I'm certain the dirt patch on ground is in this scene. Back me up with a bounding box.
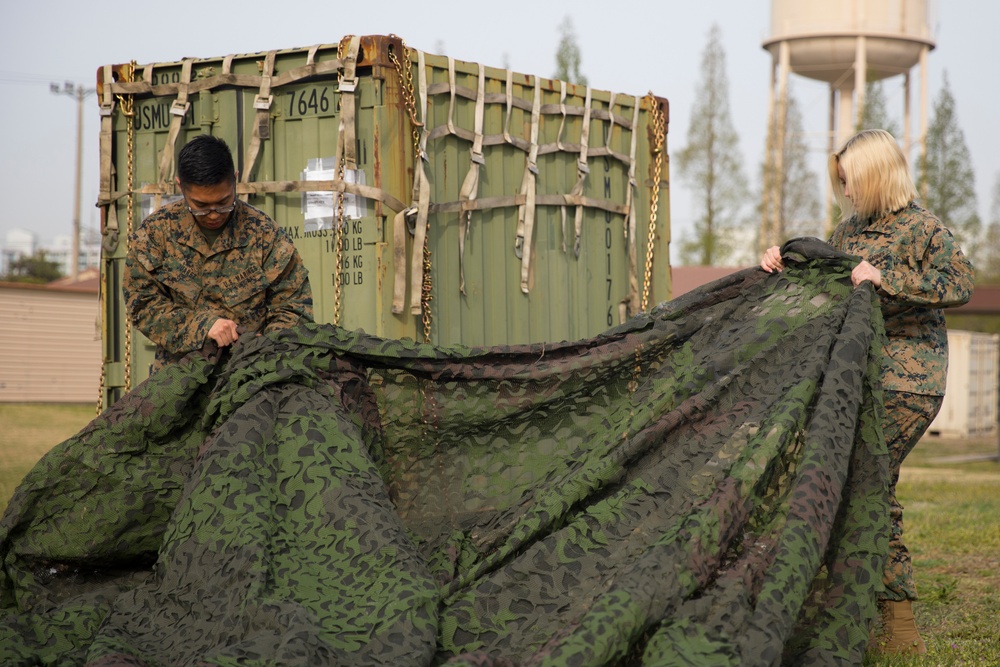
[900,465,1000,484]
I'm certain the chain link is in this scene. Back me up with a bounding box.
[98,61,137,414]
[388,35,433,343]
[123,70,136,396]
[641,93,665,313]
[389,38,436,450]
[629,95,666,395]
[330,38,354,326]
[334,160,346,326]
[388,35,421,157]
[420,236,433,343]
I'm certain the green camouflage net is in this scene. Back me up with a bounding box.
[0,238,890,666]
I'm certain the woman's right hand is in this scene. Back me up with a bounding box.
[760,246,784,273]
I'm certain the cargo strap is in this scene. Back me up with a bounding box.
[625,97,641,315]
[110,61,346,98]
[457,62,485,295]
[503,69,515,145]
[155,58,193,202]
[101,42,410,248]
[335,35,361,172]
[392,48,431,315]
[102,47,366,207]
[405,49,432,316]
[420,71,641,290]
[240,50,276,196]
[514,78,541,294]
[306,44,320,66]
[570,86,593,258]
[100,179,406,215]
[98,65,118,253]
[391,208,408,314]
[556,82,570,252]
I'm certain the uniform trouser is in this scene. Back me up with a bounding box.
[880,390,943,602]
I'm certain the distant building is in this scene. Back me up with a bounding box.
[1,229,37,275]
[47,228,101,276]
[0,227,100,278]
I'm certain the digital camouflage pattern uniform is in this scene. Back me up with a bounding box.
[829,201,974,601]
[124,199,313,371]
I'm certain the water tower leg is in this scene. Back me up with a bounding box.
[826,86,836,235]
[919,45,930,198]
[761,40,790,253]
[904,72,912,165]
[855,36,867,129]
[836,84,853,148]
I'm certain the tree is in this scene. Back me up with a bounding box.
[553,16,587,85]
[676,23,750,265]
[858,80,901,138]
[978,172,1000,283]
[760,87,821,243]
[918,73,980,260]
[3,250,63,284]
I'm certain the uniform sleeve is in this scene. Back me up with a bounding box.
[879,222,974,308]
[124,230,218,355]
[261,232,314,331]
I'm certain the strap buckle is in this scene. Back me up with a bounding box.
[254,94,273,111]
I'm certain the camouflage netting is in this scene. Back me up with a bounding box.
[0,238,891,666]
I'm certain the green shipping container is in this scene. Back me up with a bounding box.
[94,34,670,407]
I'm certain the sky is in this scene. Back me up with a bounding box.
[1,0,997,266]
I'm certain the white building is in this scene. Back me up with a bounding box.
[1,229,37,276]
[48,228,102,277]
[1,227,100,278]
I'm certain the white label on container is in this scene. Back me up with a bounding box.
[302,158,366,232]
[140,193,183,220]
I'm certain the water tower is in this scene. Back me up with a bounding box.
[760,0,935,246]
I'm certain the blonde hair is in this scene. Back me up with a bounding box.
[829,128,917,222]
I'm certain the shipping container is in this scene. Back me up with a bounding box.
[928,330,1000,439]
[93,34,670,407]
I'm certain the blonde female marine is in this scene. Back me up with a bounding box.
[761,128,974,655]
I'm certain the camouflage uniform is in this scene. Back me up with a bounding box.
[829,201,974,601]
[124,199,313,371]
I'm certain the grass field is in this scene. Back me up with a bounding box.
[1,404,998,664]
[866,436,1000,666]
[0,403,96,514]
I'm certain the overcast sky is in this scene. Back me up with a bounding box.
[2,0,996,265]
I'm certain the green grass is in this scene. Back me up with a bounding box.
[0,403,96,515]
[864,435,1000,666]
[1,405,999,663]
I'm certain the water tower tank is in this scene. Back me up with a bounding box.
[763,0,935,86]
[759,0,935,248]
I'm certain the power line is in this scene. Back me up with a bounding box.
[0,71,85,86]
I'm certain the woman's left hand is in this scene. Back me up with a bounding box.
[852,260,881,288]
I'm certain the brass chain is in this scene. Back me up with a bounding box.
[420,235,433,343]
[123,68,136,396]
[388,35,432,343]
[630,95,666,395]
[334,161,346,326]
[98,60,137,414]
[388,35,421,157]
[331,38,353,326]
[389,38,435,450]
[641,93,665,313]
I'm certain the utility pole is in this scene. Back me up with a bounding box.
[50,81,95,280]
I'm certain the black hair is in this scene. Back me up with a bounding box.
[177,135,236,187]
